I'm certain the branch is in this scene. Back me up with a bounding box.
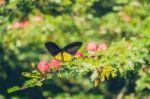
[117,80,129,99]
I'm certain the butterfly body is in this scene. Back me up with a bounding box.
[54,50,73,62]
[45,42,82,62]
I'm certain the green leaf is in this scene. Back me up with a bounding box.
[24,79,38,86]
[22,72,41,78]
[7,86,20,93]
[111,72,117,78]
[36,82,43,86]
[22,72,31,77]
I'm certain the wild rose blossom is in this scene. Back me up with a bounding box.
[37,60,50,74]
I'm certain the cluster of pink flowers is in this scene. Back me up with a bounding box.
[11,16,43,29]
[37,59,61,74]
[11,20,30,29]
[87,42,108,55]
[37,51,84,74]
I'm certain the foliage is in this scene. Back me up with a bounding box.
[0,0,150,99]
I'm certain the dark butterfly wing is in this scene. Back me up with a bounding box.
[63,42,82,55]
[45,42,61,56]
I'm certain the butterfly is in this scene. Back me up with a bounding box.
[45,42,83,62]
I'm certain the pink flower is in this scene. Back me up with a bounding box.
[122,15,131,22]
[33,16,43,22]
[87,42,98,52]
[50,59,61,69]
[12,22,23,29]
[87,42,98,54]
[38,60,50,74]
[75,51,84,58]
[22,20,30,27]
[97,43,108,52]
[11,20,30,29]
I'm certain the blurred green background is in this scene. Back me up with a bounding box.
[0,0,150,99]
